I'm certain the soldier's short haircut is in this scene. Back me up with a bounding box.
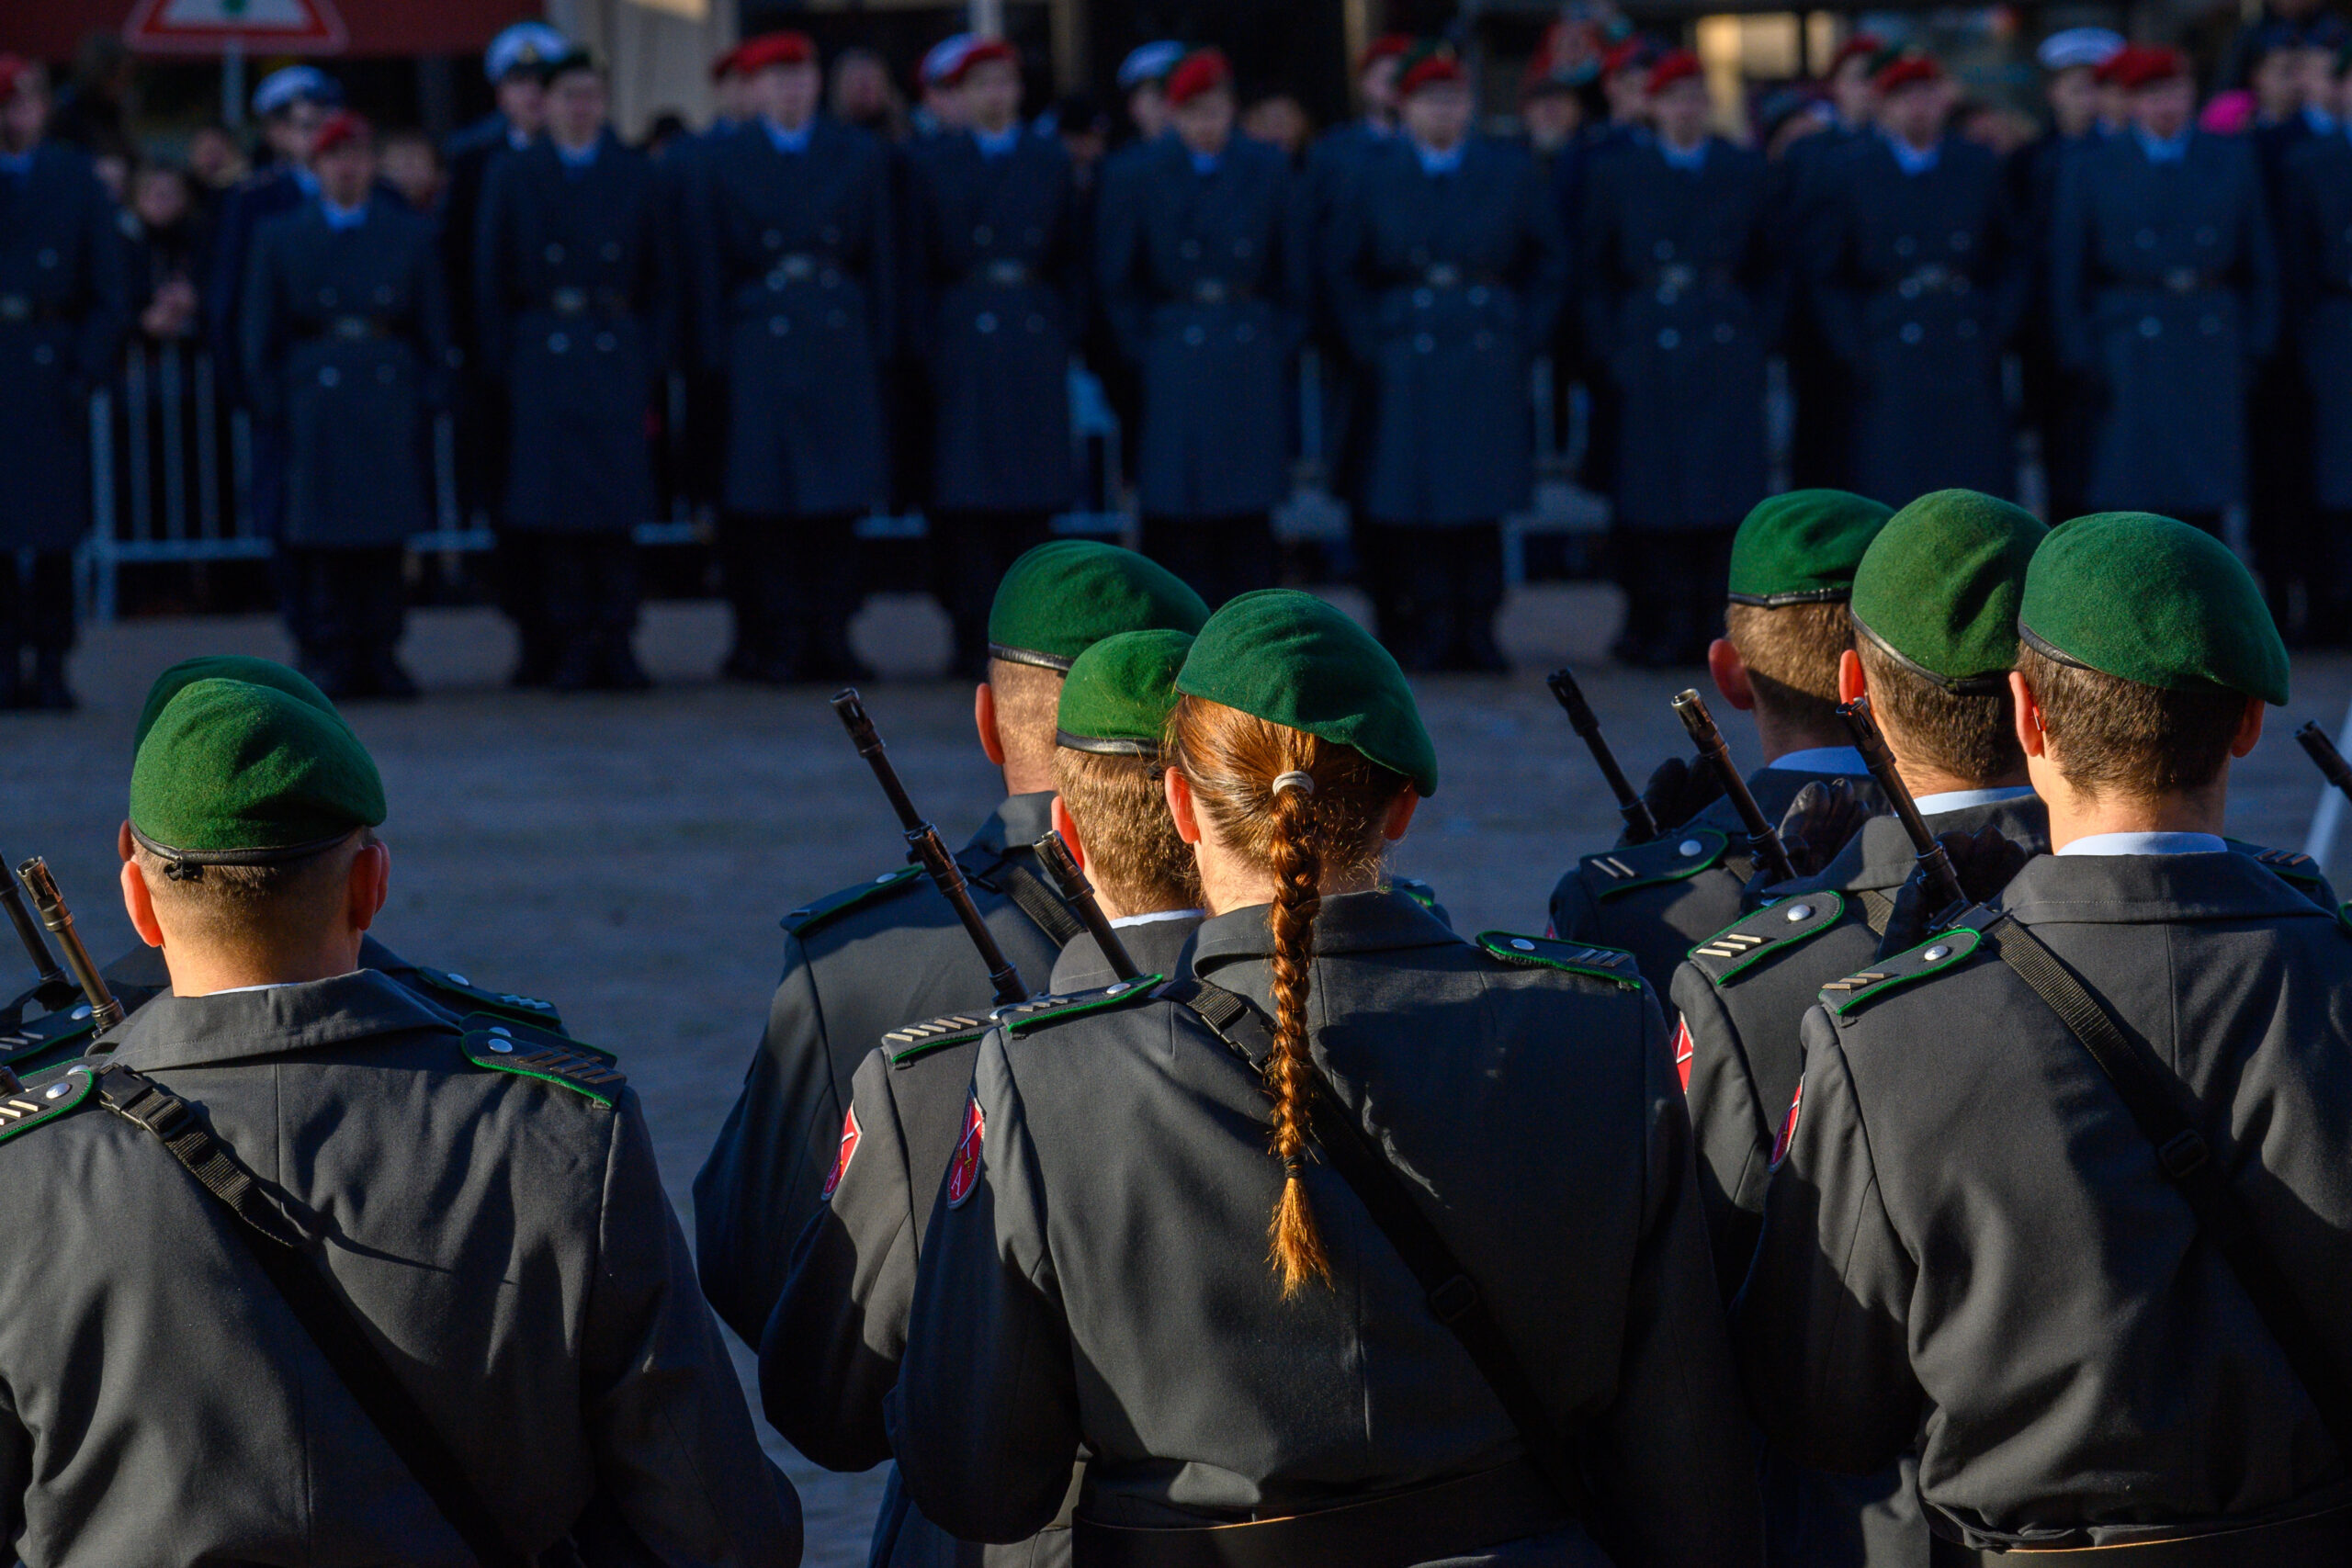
[1855,635,2024,785]
[1724,602,1850,732]
[986,659,1066,784]
[131,829,375,957]
[2016,645,2248,799]
[1049,749,1202,917]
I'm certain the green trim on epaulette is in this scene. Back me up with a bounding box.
[1819,927,1982,1018]
[1476,931,1644,991]
[885,1011,997,1067]
[413,967,564,1030]
[0,1061,96,1145]
[2336,901,2352,937]
[1690,892,1848,987]
[1000,976,1167,1036]
[1392,878,1440,911]
[0,1004,97,1073]
[781,866,924,939]
[1579,829,1730,902]
[2236,841,2325,887]
[459,1016,624,1106]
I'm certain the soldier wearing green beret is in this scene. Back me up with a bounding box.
[892,589,1760,1564]
[695,540,1212,1348]
[89,657,569,1040]
[1737,513,2352,1564]
[1550,488,1894,1004]
[0,676,797,1562]
[760,626,1209,1568]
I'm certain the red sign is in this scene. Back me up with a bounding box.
[124,0,347,55]
[4,0,538,63]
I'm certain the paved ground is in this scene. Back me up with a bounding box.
[6,586,2348,1564]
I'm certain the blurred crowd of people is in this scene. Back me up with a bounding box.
[5,8,2352,706]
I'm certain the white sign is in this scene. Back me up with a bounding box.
[124,0,347,54]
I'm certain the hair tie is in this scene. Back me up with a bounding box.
[1272,771,1316,796]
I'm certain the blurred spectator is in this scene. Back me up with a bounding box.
[641,109,691,158]
[1955,98,2036,155]
[184,122,247,197]
[2248,22,2310,123]
[1598,39,1659,134]
[379,127,443,213]
[711,45,758,132]
[831,46,907,141]
[1823,32,1886,133]
[1115,39,1186,143]
[45,31,133,155]
[1755,84,1828,160]
[2222,0,2332,91]
[123,161,206,341]
[915,34,977,137]
[1043,92,1112,188]
[2295,21,2346,129]
[92,149,129,203]
[1520,56,1586,164]
[1240,87,1312,161]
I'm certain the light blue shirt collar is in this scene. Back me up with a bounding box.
[1189,150,1220,176]
[1111,908,1203,929]
[2057,830,2228,857]
[2134,125,2192,164]
[975,123,1022,159]
[0,149,32,178]
[1658,137,1707,172]
[1413,138,1466,176]
[291,164,320,196]
[1883,130,1941,175]
[1917,784,2038,817]
[1773,746,1871,777]
[2307,105,2337,137]
[506,123,533,151]
[320,197,368,231]
[763,118,814,155]
[554,137,599,169]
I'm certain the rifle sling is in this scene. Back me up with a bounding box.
[960,848,1087,948]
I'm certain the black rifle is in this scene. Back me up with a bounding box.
[1029,831,1142,983]
[1838,694,1969,920]
[1545,667,1659,843]
[14,858,125,1033]
[832,689,1029,1009]
[0,852,76,1016]
[2296,721,2352,806]
[1671,689,1798,886]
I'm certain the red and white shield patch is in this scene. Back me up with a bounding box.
[1770,1082,1804,1168]
[945,1096,986,1209]
[820,1108,862,1201]
[1673,1017,1695,1094]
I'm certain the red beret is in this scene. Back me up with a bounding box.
[1360,34,1415,73]
[1873,53,1944,93]
[733,31,817,75]
[708,44,743,83]
[2103,44,2188,90]
[1163,48,1232,108]
[0,55,31,102]
[1647,49,1705,96]
[1828,33,1887,73]
[943,37,1017,86]
[1601,39,1652,78]
[1397,48,1467,96]
[311,110,371,156]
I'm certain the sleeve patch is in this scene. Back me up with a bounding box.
[1689,891,1848,987]
[1000,976,1167,1036]
[822,1108,861,1201]
[1673,1015,1694,1094]
[781,866,924,938]
[944,1096,985,1208]
[1770,1081,1804,1168]
[1578,829,1730,902]
[1475,931,1644,991]
[460,1016,625,1106]
[1819,927,1983,1018]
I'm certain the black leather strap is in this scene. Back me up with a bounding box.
[94,1062,528,1567]
[959,847,1087,948]
[1928,1504,2352,1566]
[1984,919,2352,1458]
[1159,976,1595,1522]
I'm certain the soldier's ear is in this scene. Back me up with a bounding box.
[120,857,164,952]
[1164,767,1204,846]
[1380,788,1419,844]
[117,820,136,864]
[1708,637,1756,713]
[2230,698,2267,761]
[1837,649,1867,706]
[1050,795,1088,871]
[974,682,1009,768]
[2009,670,2048,760]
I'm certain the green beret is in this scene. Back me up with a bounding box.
[1057,629,1193,757]
[130,678,387,867]
[987,541,1212,672]
[1726,490,1896,607]
[135,655,347,750]
[1849,490,2048,694]
[2018,513,2289,705]
[1174,589,1438,796]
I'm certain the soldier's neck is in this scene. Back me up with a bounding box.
[155,931,368,998]
[1750,708,1851,768]
[2034,770,2229,853]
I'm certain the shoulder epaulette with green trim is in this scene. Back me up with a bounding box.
[0,1060,97,1147]
[1393,877,1444,915]
[781,865,924,939]
[1476,931,1643,990]
[885,1010,997,1067]
[458,1014,623,1106]
[1690,892,1848,987]
[2238,841,2326,887]
[1818,926,1983,1018]
[1578,829,1730,902]
[1000,976,1166,1036]
[0,1002,99,1075]
[412,966,563,1030]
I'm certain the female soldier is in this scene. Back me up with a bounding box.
[891,589,1758,1565]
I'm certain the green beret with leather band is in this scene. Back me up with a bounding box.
[1726,490,1896,607]
[1174,589,1439,796]
[135,655,347,749]
[129,678,387,872]
[986,540,1212,671]
[1057,629,1193,756]
[1849,489,2047,694]
[2018,512,2289,705]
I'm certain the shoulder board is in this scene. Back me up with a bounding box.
[412,966,564,1030]
[885,1010,996,1068]
[999,976,1167,1037]
[1818,926,1983,1019]
[1475,931,1644,991]
[0,1002,99,1074]
[459,1015,624,1106]
[781,865,924,939]
[1392,877,1442,913]
[0,1061,97,1147]
[2245,843,2325,887]
[1690,892,1848,987]
[1578,829,1730,902]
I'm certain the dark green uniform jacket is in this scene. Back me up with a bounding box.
[1736,851,2352,1552]
[696,791,1080,1346]
[0,970,796,1565]
[761,918,1199,1568]
[894,889,1761,1563]
[1549,758,1882,1009]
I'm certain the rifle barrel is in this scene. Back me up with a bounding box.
[2296,721,2352,802]
[13,858,123,1032]
[1670,689,1799,886]
[1838,694,1968,916]
[1031,832,1141,982]
[0,854,65,991]
[1546,668,1659,842]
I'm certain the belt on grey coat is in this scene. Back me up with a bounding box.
[1070,1458,1568,1568]
[1928,1504,2352,1566]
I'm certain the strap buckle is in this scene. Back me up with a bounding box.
[1428,1273,1480,1325]
[2157,1129,2210,1179]
[96,1065,188,1139]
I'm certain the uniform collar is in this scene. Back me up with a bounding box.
[1780,793,2051,895]
[1412,137,1467,175]
[2134,124,2192,164]
[553,133,601,168]
[0,147,33,179]
[1913,784,2038,816]
[319,196,369,231]
[763,117,815,154]
[1190,886,1459,973]
[974,123,1022,159]
[98,968,455,1073]
[1882,130,1941,176]
[2056,830,2227,857]
[965,791,1058,858]
[1993,846,2325,927]
[1658,136,1707,171]
[1770,745,1869,776]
